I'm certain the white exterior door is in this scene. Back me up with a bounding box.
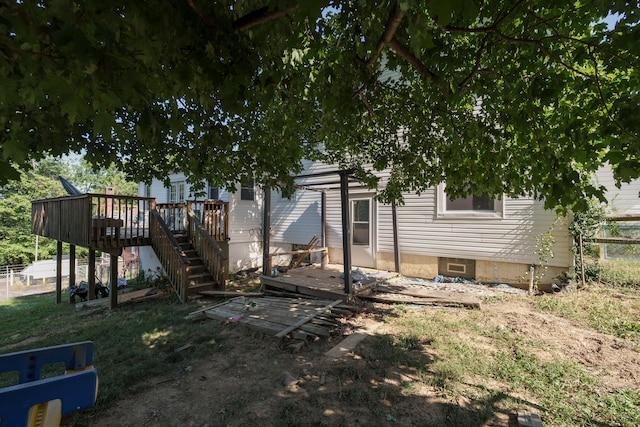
[350,197,376,268]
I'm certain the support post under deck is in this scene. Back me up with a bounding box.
[340,172,352,294]
[262,184,271,276]
[69,245,76,289]
[88,249,96,300]
[109,250,121,310]
[56,241,63,304]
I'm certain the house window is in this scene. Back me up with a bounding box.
[144,185,151,198]
[169,181,185,203]
[446,194,494,211]
[241,179,255,201]
[208,185,219,200]
[437,185,503,218]
[352,200,370,245]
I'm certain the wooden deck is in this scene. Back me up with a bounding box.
[260,263,398,301]
[31,194,155,251]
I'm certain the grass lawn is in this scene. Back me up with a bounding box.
[0,280,639,426]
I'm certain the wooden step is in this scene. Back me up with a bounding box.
[190,281,220,293]
[188,272,214,285]
[186,257,204,266]
[174,234,188,244]
[182,249,197,258]
[188,264,207,275]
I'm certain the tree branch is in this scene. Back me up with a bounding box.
[233,4,298,32]
[184,0,216,30]
[386,37,450,97]
[361,3,450,96]
[457,35,492,94]
[366,4,405,71]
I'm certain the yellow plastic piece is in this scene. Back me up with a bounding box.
[27,399,62,427]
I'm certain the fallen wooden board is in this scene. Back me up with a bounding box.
[275,299,343,338]
[360,293,482,309]
[75,287,165,308]
[185,297,244,319]
[197,290,264,297]
[373,284,481,300]
[325,321,383,359]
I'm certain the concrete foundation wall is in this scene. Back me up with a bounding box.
[329,247,569,291]
[228,241,262,273]
[475,260,568,290]
[376,251,439,279]
[138,246,164,278]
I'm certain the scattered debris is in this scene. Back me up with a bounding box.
[274,299,343,338]
[197,290,263,298]
[517,410,543,427]
[192,296,356,340]
[74,287,168,309]
[281,371,299,387]
[174,343,192,352]
[286,341,305,353]
[360,283,483,309]
[154,377,176,386]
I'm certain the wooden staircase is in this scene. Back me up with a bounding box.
[151,202,228,302]
[174,232,219,297]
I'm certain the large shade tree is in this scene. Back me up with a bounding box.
[1,0,638,210]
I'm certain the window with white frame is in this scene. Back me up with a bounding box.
[169,181,185,203]
[437,185,503,218]
[241,179,255,201]
[208,185,219,200]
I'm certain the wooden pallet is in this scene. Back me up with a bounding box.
[188,296,356,340]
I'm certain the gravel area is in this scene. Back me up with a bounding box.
[383,275,529,298]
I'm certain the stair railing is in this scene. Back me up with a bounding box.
[155,203,186,233]
[186,207,228,288]
[149,209,190,302]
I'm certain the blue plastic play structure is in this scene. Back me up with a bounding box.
[0,341,98,427]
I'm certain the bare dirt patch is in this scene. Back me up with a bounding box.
[90,291,639,427]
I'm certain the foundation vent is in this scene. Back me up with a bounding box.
[438,257,476,279]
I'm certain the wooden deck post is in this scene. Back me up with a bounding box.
[392,202,401,274]
[109,250,122,310]
[69,245,76,289]
[339,171,352,294]
[56,241,63,304]
[321,190,328,269]
[88,249,96,300]
[262,183,271,276]
[321,190,326,248]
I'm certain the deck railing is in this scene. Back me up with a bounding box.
[32,194,154,250]
[156,201,229,241]
[187,208,228,288]
[187,200,229,241]
[149,210,190,302]
[155,203,187,233]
